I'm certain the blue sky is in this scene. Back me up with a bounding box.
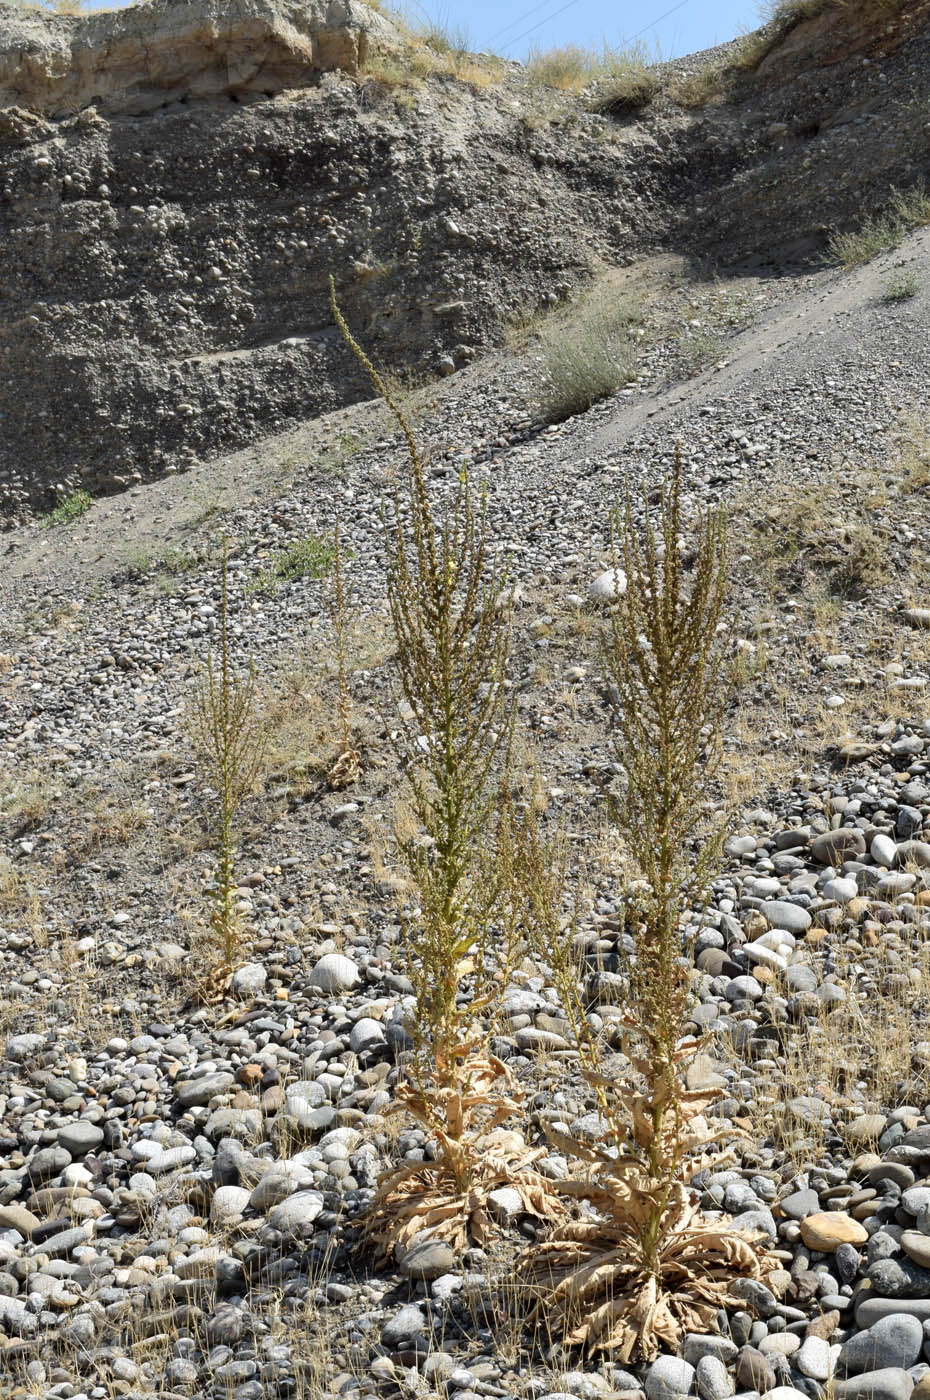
[89,0,766,62]
[412,0,767,61]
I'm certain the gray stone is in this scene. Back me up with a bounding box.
[731,1278,779,1318]
[44,1225,92,1258]
[761,1390,811,1400]
[869,1257,930,1298]
[487,1187,525,1223]
[759,1333,799,1358]
[0,1295,37,1338]
[207,1304,247,1347]
[822,877,858,903]
[400,1239,457,1280]
[307,953,360,993]
[682,1336,739,1367]
[725,975,765,1003]
[210,1185,251,1225]
[737,1347,776,1392]
[175,1072,235,1107]
[381,1303,427,1348]
[696,1356,734,1400]
[778,1187,820,1221]
[867,1163,914,1190]
[148,1145,197,1174]
[267,1191,324,1233]
[811,828,867,864]
[644,1357,695,1400]
[249,1165,315,1211]
[856,1298,930,1327]
[231,962,267,997]
[734,1208,778,1243]
[5,1033,46,1062]
[832,1370,914,1400]
[875,872,916,897]
[558,1373,612,1400]
[837,1314,923,1376]
[589,567,627,602]
[901,1231,930,1268]
[56,1121,104,1157]
[871,834,899,868]
[795,1335,834,1381]
[897,806,924,838]
[897,841,930,868]
[761,900,812,933]
[27,1146,71,1182]
[786,965,819,993]
[349,1017,385,1053]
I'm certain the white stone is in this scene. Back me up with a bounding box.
[743,942,787,973]
[796,1335,834,1381]
[589,567,627,602]
[821,876,858,903]
[871,833,898,868]
[210,1186,251,1225]
[307,953,360,993]
[231,962,267,997]
[645,1356,695,1400]
[268,1191,325,1232]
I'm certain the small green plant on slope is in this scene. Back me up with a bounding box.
[330,277,563,1256]
[42,489,92,528]
[516,451,775,1360]
[190,543,266,981]
[828,184,930,268]
[883,271,920,302]
[247,533,335,596]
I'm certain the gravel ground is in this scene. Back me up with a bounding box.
[4,218,930,1399]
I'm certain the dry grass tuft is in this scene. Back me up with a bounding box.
[526,290,642,424]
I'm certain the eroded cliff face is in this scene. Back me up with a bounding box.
[0,0,396,116]
[2,0,930,520]
[753,0,930,84]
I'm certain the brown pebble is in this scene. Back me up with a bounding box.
[261,1085,285,1113]
[806,1309,840,1340]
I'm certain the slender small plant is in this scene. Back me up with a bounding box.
[191,542,265,978]
[330,277,563,1254]
[516,450,774,1359]
[326,519,361,790]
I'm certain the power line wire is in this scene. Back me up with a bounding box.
[627,0,693,43]
[501,0,583,52]
[486,0,568,45]
[501,0,696,58]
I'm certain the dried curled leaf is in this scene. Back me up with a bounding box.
[517,1207,776,1361]
[327,746,361,790]
[359,1050,568,1257]
[358,1144,567,1260]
